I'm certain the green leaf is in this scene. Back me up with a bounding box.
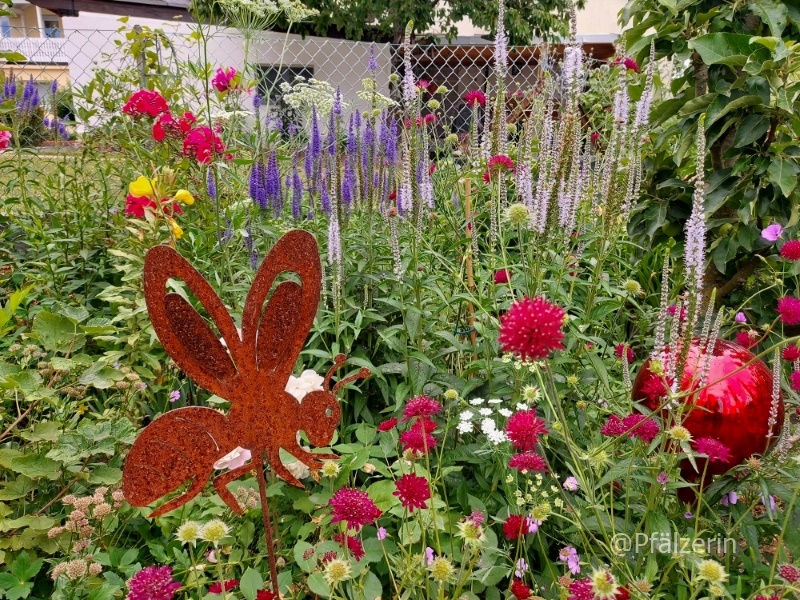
[31,311,85,354]
[767,156,800,197]
[239,567,263,600]
[0,476,36,501]
[689,33,754,67]
[733,114,770,147]
[9,454,61,480]
[78,361,124,389]
[306,572,331,598]
[0,287,31,336]
[293,541,317,573]
[10,551,43,581]
[61,306,90,324]
[748,0,788,36]
[0,51,28,62]
[87,466,123,485]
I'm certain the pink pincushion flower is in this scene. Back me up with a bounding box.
[778,563,800,583]
[790,371,800,392]
[329,488,382,531]
[488,154,515,173]
[613,56,640,72]
[0,130,11,150]
[393,474,430,511]
[494,268,510,284]
[332,533,365,561]
[600,415,626,437]
[126,565,181,600]
[508,452,548,473]
[781,240,800,261]
[505,410,548,451]
[377,417,398,432]
[122,89,169,118]
[208,580,239,594]
[464,90,486,107]
[503,514,533,539]
[735,330,757,349]
[615,344,634,363]
[777,296,800,325]
[401,395,442,422]
[693,437,733,463]
[211,67,238,93]
[621,414,660,443]
[498,296,566,361]
[399,417,437,454]
[783,344,800,361]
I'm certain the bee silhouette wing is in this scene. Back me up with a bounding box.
[144,245,245,400]
[241,229,321,387]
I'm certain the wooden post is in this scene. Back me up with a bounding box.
[464,178,478,346]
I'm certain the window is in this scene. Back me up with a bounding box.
[43,18,62,38]
[255,65,314,104]
[0,17,11,38]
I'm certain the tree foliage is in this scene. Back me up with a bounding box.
[624,0,800,304]
[190,0,584,44]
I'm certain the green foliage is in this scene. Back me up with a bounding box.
[623,0,800,307]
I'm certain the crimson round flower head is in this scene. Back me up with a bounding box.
[393,473,431,511]
[621,413,660,443]
[399,417,437,454]
[126,565,181,600]
[377,417,398,432]
[503,514,533,539]
[778,563,800,583]
[329,488,382,531]
[780,240,800,261]
[505,410,548,452]
[208,580,239,594]
[508,452,548,473]
[499,296,566,361]
[615,344,634,363]
[494,268,510,284]
[735,330,757,350]
[401,395,442,422]
[257,591,276,600]
[782,344,800,362]
[332,533,365,561]
[510,579,532,600]
[122,89,169,118]
[483,155,515,183]
[613,56,640,72]
[600,415,626,437]
[777,296,800,325]
[464,90,486,107]
[790,370,800,392]
[692,437,732,463]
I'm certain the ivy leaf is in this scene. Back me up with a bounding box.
[689,33,754,67]
[767,156,800,197]
[748,0,788,36]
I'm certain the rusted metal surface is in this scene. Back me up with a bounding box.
[122,229,370,517]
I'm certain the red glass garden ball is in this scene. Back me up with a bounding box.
[633,338,784,477]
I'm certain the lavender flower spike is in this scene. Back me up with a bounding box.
[368,42,379,72]
[494,0,508,79]
[684,114,707,299]
[402,21,417,104]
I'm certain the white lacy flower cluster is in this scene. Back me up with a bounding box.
[457,397,524,445]
[357,78,396,108]
[279,77,340,117]
[218,0,317,27]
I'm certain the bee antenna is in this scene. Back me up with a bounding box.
[324,354,347,391]
[332,367,371,395]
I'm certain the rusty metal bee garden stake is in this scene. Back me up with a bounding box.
[122,229,369,596]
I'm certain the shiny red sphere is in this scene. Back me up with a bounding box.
[633,339,784,477]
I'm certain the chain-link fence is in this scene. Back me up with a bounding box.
[1,25,615,137]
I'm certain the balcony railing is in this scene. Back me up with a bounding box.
[0,34,68,64]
